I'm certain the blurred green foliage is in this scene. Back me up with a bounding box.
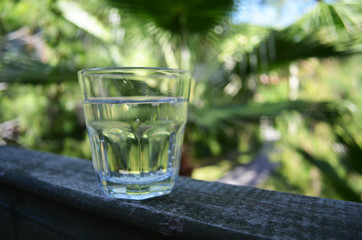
[0,0,361,201]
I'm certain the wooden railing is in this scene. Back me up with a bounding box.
[0,146,361,240]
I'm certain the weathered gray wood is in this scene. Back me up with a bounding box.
[0,146,361,240]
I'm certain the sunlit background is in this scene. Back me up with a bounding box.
[0,0,361,202]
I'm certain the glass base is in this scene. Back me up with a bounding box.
[98,175,175,200]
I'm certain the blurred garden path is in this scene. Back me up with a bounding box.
[218,143,278,187]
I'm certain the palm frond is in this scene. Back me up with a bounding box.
[296,147,361,202]
[0,28,76,84]
[105,0,235,35]
[334,127,362,175]
[229,1,362,78]
[0,55,75,84]
[56,0,114,43]
[189,100,339,129]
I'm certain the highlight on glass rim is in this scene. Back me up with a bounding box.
[0,0,361,202]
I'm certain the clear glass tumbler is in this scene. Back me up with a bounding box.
[78,67,191,200]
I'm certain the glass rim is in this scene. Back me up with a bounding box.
[78,67,189,76]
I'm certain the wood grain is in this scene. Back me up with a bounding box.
[0,146,361,240]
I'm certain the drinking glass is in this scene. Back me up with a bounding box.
[78,67,191,200]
